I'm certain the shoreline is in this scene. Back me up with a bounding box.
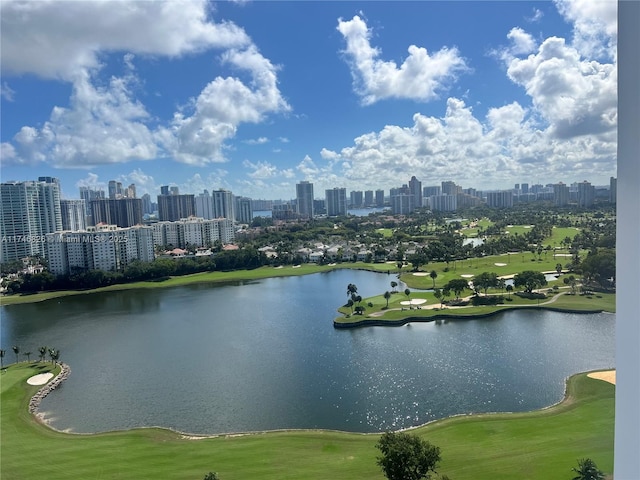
[334,304,609,328]
[24,364,614,440]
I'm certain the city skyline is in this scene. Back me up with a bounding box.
[1,1,617,200]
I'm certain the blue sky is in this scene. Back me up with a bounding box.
[1,0,617,200]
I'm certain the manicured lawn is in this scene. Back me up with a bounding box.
[1,363,613,479]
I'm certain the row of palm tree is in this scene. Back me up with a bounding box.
[0,345,60,369]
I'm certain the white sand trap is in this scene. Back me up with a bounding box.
[27,373,54,385]
[587,370,616,385]
[494,263,507,266]
[274,266,284,269]
[507,225,514,227]
[328,263,336,266]
[461,274,474,278]
[385,261,397,264]
[411,298,427,305]
[400,300,411,305]
[554,253,573,257]
[524,225,532,228]
[292,265,301,268]
[412,272,429,276]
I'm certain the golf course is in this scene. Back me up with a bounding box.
[1,362,614,479]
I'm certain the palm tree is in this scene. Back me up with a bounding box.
[12,345,20,364]
[24,351,32,362]
[497,278,506,294]
[506,284,513,299]
[347,283,358,300]
[383,291,391,308]
[556,263,563,275]
[434,288,443,308]
[0,349,5,369]
[404,288,411,301]
[390,281,398,292]
[429,270,438,288]
[38,346,48,363]
[571,458,605,480]
[49,348,60,365]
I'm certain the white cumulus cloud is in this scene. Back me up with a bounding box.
[337,15,467,105]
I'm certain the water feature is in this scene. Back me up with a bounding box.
[1,269,614,435]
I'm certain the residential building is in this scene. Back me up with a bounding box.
[1,178,62,262]
[141,193,154,215]
[211,189,235,220]
[610,177,617,203]
[272,203,297,221]
[235,196,253,223]
[90,198,143,227]
[375,189,385,207]
[108,180,123,199]
[151,217,235,249]
[157,194,196,221]
[486,190,514,208]
[423,186,441,197]
[46,224,155,275]
[79,186,105,218]
[195,191,215,220]
[60,199,87,231]
[441,181,461,196]
[408,176,422,210]
[296,181,314,219]
[349,190,363,208]
[554,182,570,206]
[325,188,347,216]
[364,190,374,207]
[429,194,457,212]
[577,180,595,207]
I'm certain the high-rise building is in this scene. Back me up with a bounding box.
[325,188,347,216]
[485,191,514,208]
[429,194,457,212]
[375,189,385,207]
[46,224,155,275]
[577,181,595,207]
[141,193,154,215]
[441,181,461,196]
[423,186,441,197]
[125,183,136,199]
[79,186,106,218]
[408,176,422,210]
[1,178,63,262]
[553,182,570,206]
[390,184,414,215]
[108,180,124,199]
[211,189,235,220]
[364,190,374,207]
[296,181,314,219]
[349,190,363,208]
[521,183,529,194]
[609,177,617,204]
[60,199,87,231]
[235,196,253,223]
[90,198,143,227]
[160,185,170,196]
[195,191,215,219]
[157,194,196,222]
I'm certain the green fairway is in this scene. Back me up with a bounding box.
[0,363,613,479]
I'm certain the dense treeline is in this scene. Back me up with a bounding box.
[4,248,268,294]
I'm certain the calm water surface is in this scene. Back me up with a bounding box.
[1,269,614,435]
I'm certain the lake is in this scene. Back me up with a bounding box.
[0,269,614,435]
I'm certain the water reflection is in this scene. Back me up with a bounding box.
[1,270,614,435]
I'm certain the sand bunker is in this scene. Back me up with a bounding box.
[494,263,507,266]
[292,265,301,268]
[412,272,429,276]
[460,274,474,278]
[27,373,54,386]
[587,370,616,385]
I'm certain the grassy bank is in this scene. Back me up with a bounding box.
[335,290,615,325]
[1,363,613,479]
